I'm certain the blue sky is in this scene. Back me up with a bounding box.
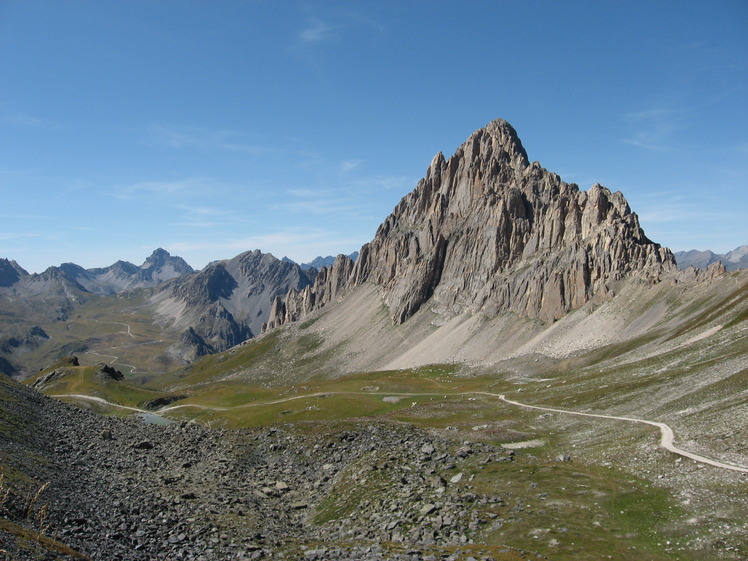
[1,1,746,273]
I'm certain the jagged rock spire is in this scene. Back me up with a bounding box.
[269,119,675,329]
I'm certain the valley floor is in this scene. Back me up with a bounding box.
[3,364,747,561]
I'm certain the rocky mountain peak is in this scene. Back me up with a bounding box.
[270,119,675,328]
[154,249,315,360]
[0,258,28,287]
[138,248,194,283]
[142,248,171,269]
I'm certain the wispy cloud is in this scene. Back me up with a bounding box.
[172,204,242,228]
[0,212,54,221]
[351,174,414,192]
[113,177,228,202]
[0,111,60,130]
[0,232,42,240]
[339,159,362,173]
[292,7,383,55]
[636,202,746,253]
[278,169,413,217]
[145,124,277,156]
[274,188,359,215]
[0,232,51,251]
[177,204,236,217]
[277,199,360,215]
[116,180,194,198]
[621,107,686,151]
[299,17,337,44]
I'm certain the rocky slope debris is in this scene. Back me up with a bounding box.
[270,119,674,329]
[0,376,541,561]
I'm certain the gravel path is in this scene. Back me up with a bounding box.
[52,389,748,474]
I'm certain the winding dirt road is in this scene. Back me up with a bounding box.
[86,320,164,374]
[49,394,153,414]
[51,390,748,474]
[478,392,748,474]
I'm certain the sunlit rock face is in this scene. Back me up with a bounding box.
[272,119,674,328]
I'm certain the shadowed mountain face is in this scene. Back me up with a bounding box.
[0,259,28,288]
[270,119,675,329]
[150,250,315,360]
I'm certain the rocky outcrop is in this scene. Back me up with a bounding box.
[265,254,355,330]
[30,356,79,390]
[676,261,727,283]
[95,363,124,381]
[272,119,675,328]
[168,327,215,363]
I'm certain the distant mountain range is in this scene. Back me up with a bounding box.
[0,248,363,375]
[283,252,360,271]
[0,248,194,297]
[673,246,748,271]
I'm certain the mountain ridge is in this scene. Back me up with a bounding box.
[674,245,748,271]
[0,248,194,296]
[268,119,674,331]
[282,252,359,271]
[150,249,315,361]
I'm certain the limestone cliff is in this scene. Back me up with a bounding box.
[265,254,354,330]
[270,119,675,328]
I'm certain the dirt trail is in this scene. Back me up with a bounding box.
[49,394,152,414]
[51,390,748,474]
[478,392,748,474]
[86,320,164,374]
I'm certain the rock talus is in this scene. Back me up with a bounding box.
[271,119,675,328]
